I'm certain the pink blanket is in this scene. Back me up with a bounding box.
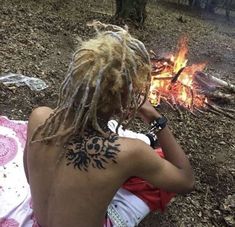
[0,116,39,227]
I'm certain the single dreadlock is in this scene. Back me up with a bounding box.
[31,21,151,144]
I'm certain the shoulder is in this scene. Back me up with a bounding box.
[27,106,53,139]
[118,137,157,165]
[29,106,53,122]
[120,136,152,153]
[119,136,165,174]
[29,106,53,126]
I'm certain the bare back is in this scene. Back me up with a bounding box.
[25,111,137,227]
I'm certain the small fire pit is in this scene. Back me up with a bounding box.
[149,37,235,119]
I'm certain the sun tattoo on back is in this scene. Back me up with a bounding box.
[64,129,120,171]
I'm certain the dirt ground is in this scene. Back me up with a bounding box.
[0,0,234,226]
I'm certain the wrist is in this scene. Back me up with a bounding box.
[149,115,168,133]
[146,132,159,148]
[144,111,162,124]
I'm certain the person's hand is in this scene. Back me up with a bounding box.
[138,99,162,124]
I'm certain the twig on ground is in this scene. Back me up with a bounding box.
[219,107,235,113]
[204,185,210,202]
[194,107,206,115]
[161,96,176,110]
[171,94,182,117]
[205,102,235,120]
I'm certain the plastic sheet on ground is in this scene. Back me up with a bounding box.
[0,73,48,91]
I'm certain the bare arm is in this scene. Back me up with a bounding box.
[134,100,195,193]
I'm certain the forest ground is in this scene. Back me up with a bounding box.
[0,0,234,226]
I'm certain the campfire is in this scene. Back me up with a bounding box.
[149,37,235,119]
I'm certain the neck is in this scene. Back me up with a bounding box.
[63,109,114,134]
[96,114,111,131]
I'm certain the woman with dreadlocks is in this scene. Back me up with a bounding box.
[23,22,194,227]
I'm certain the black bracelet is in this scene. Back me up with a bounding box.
[149,115,168,133]
[146,132,158,149]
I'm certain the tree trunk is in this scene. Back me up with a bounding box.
[115,0,148,24]
[189,0,202,9]
[225,0,232,20]
[205,0,218,13]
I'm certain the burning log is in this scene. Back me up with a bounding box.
[149,37,235,119]
[151,76,173,80]
[171,67,186,84]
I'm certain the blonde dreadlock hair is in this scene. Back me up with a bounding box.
[31,21,151,144]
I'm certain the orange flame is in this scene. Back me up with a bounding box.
[173,36,188,73]
[150,37,206,109]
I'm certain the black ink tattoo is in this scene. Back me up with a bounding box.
[65,129,120,171]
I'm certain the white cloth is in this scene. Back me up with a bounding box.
[108,120,150,145]
[109,188,150,226]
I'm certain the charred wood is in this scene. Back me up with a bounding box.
[171,67,186,83]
